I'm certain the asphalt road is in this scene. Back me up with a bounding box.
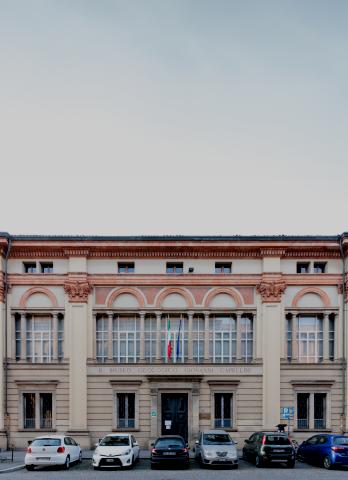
[6,459,348,480]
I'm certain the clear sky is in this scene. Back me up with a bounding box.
[1,0,347,235]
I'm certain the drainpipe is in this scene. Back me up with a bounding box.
[3,236,12,450]
[339,235,346,433]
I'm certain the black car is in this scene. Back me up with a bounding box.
[242,432,295,468]
[150,435,190,469]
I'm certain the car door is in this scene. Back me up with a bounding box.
[64,437,73,460]
[69,437,80,461]
[195,433,202,458]
[313,435,329,463]
[303,436,319,463]
[245,434,257,458]
[131,435,140,459]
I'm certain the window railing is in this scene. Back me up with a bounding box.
[297,419,309,429]
[314,419,326,429]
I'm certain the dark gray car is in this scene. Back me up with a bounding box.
[242,432,295,468]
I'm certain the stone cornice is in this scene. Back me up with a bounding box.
[64,275,92,303]
[257,274,286,303]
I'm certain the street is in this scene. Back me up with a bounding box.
[6,459,348,480]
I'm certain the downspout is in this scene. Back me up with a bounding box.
[339,234,346,433]
[3,236,12,450]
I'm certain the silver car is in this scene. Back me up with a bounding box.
[194,430,238,468]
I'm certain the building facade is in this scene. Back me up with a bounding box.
[0,233,348,449]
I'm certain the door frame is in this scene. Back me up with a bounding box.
[158,389,191,442]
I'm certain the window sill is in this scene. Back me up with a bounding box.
[18,428,57,433]
[294,429,331,433]
[112,428,140,432]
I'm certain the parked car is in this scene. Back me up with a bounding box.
[297,434,348,469]
[92,433,139,469]
[194,430,238,468]
[150,435,190,469]
[242,431,295,468]
[25,435,82,471]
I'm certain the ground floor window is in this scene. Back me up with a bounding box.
[116,393,135,428]
[297,392,327,430]
[22,392,53,429]
[214,392,233,428]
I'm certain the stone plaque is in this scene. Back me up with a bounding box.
[87,365,262,376]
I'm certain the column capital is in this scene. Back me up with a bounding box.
[203,311,210,317]
[64,275,92,303]
[139,311,146,318]
[154,311,162,319]
[257,274,286,303]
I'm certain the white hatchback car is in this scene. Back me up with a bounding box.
[92,433,140,469]
[25,435,82,470]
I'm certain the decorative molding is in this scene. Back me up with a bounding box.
[64,278,92,303]
[109,380,142,386]
[260,248,286,257]
[203,287,243,308]
[154,287,194,308]
[106,287,146,308]
[257,275,286,303]
[19,286,59,308]
[87,365,263,376]
[291,287,331,308]
[63,249,90,257]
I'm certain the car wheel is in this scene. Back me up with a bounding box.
[255,455,263,468]
[323,455,333,470]
[93,466,100,470]
[64,456,70,470]
[150,463,156,470]
[26,465,35,471]
[287,459,295,468]
[199,455,206,468]
[242,450,248,461]
[78,452,82,464]
[129,455,135,469]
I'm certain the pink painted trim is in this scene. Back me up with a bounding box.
[291,287,331,308]
[154,287,194,308]
[106,287,146,308]
[203,287,243,308]
[19,287,58,308]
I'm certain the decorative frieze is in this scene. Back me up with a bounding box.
[257,276,286,303]
[64,278,92,303]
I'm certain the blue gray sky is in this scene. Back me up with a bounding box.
[1,0,347,235]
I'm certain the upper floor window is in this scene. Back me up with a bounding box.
[118,262,135,273]
[298,315,323,363]
[192,315,205,363]
[145,316,157,362]
[313,262,326,274]
[113,316,140,363]
[297,262,310,274]
[161,315,188,362]
[24,262,37,273]
[210,315,237,363]
[166,262,183,274]
[215,262,232,274]
[40,262,53,273]
[240,315,253,362]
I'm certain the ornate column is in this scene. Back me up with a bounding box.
[52,313,59,361]
[107,312,113,361]
[155,312,162,362]
[323,312,330,361]
[188,312,193,362]
[203,311,210,362]
[64,266,92,448]
[236,313,242,361]
[139,311,146,362]
[257,273,286,430]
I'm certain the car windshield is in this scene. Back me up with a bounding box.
[203,434,233,445]
[333,437,348,445]
[155,438,185,448]
[100,436,129,446]
[265,436,291,445]
[31,439,61,447]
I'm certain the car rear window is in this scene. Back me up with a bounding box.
[155,438,185,448]
[31,438,61,447]
[203,434,233,445]
[333,437,348,445]
[265,436,291,445]
[100,436,129,446]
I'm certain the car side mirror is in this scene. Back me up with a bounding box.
[134,442,139,446]
[302,440,307,445]
[244,439,249,444]
[27,440,32,446]
[150,442,154,447]
[94,443,99,448]
[195,440,199,445]
[186,443,190,449]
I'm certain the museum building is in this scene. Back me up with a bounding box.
[0,232,348,449]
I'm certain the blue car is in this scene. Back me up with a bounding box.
[297,434,348,469]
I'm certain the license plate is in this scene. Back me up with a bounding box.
[36,457,49,461]
[163,452,176,456]
[216,459,228,462]
[105,459,115,463]
[273,449,285,452]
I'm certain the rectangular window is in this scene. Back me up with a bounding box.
[297,393,310,429]
[329,316,335,361]
[214,393,233,428]
[314,393,326,429]
[296,262,310,274]
[286,316,292,360]
[117,393,135,428]
[58,316,64,360]
[298,316,323,363]
[118,262,135,273]
[23,262,37,273]
[40,262,53,273]
[161,315,188,362]
[240,315,253,362]
[210,315,236,363]
[192,315,204,363]
[215,262,232,274]
[96,316,108,363]
[113,316,140,363]
[15,316,21,361]
[166,262,183,274]
[144,316,156,362]
[26,316,53,363]
[313,262,326,274]
[23,392,53,429]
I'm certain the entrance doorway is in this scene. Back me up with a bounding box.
[161,393,188,441]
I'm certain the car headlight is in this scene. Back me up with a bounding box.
[123,449,131,455]
[205,451,214,458]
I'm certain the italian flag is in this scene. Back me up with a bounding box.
[167,318,172,360]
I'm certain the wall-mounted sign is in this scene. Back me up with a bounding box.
[151,411,157,417]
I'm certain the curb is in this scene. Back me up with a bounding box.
[0,465,25,474]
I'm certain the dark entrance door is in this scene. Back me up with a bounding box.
[161,393,188,441]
